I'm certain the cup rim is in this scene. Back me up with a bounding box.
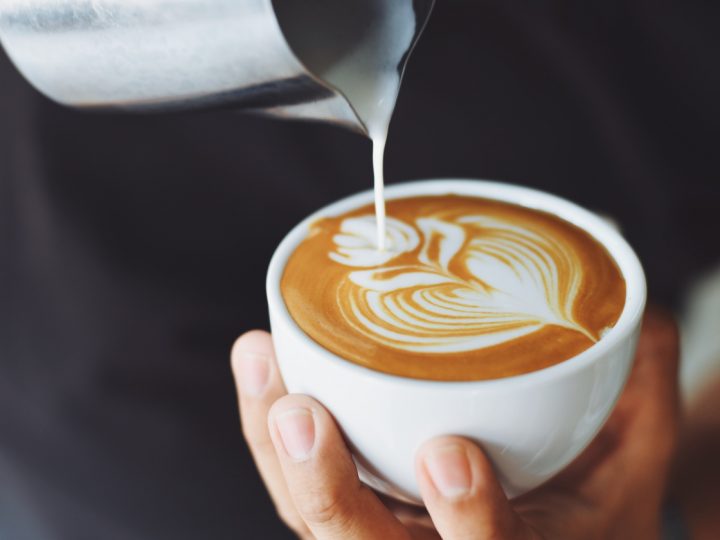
[267,179,647,388]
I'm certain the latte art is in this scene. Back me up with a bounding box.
[337,214,596,353]
[282,195,626,380]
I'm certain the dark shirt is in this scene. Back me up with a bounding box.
[1,2,719,539]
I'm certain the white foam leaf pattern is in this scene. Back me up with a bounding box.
[329,215,419,267]
[331,213,595,353]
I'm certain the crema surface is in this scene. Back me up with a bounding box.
[282,195,626,380]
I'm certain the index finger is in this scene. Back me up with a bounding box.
[231,331,309,537]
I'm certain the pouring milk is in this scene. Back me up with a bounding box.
[273,0,419,251]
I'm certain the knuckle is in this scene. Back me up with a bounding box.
[239,418,256,440]
[243,429,276,457]
[239,418,276,456]
[295,486,351,527]
[239,419,256,443]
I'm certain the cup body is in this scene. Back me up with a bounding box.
[267,179,646,503]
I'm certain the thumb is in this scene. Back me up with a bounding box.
[416,437,539,539]
[269,394,409,540]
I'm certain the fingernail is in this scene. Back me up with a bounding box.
[275,408,315,462]
[238,352,270,397]
[424,445,473,499]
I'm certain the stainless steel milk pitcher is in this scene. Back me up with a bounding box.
[0,0,434,134]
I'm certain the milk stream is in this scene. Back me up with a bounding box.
[316,0,415,253]
[274,0,416,251]
[371,133,388,251]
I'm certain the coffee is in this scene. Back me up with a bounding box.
[281,194,626,381]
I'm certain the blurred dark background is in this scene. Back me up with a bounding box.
[1,1,719,539]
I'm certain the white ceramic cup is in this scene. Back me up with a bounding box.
[267,179,646,503]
